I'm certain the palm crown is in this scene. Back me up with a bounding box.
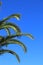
[0,14,34,62]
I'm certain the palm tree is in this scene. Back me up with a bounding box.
[0,14,34,63]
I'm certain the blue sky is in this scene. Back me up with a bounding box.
[0,0,43,65]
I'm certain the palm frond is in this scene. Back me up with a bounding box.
[1,39,27,52]
[0,33,34,48]
[4,28,10,36]
[5,33,34,41]
[0,49,20,62]
[0,14,20,24]
[3,28,10,47]
[0,23,21,33]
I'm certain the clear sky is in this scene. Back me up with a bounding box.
[0,0,43,65]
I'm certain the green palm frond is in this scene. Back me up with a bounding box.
[0,33,34,48]
[0,23,21,33]
[0,21,10,36]
[3,28,10,47]
[0,14,20,25]
[0,21,11,36]
[4,28,10,36]
[0,49,20,62]
[5,33,34,41]
[1,39,27,52]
